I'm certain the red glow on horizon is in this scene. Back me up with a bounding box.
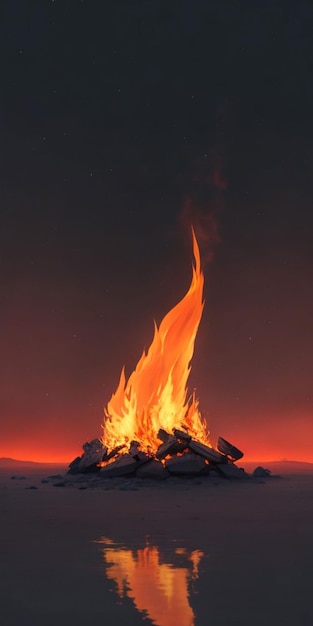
[0,445,76,465]
[1,437,313,465]
[2,410,313,465]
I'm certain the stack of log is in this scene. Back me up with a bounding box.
[68,429,246,480]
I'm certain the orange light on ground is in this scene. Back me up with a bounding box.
[98,537,203,626]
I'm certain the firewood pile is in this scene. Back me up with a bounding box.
[68,430,246,480]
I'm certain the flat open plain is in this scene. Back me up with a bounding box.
[1,461,312,626]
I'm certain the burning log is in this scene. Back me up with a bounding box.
[188,440,226,463]
[77,438,107,473]
[69,431,246,479]
[157,429,171,443]
[158,427,191,444]
[165,452,206,475]
[129,440,141,455]
[217,437,244,462]
[135,459,169,480]
[155,437,176,460]
[128,440,151,463]
[156,435,187,460]
[99,442,151,478]
[173,428,191,443]
[99,454,138,478]
[68,441,127,475]
[102,444,126,463]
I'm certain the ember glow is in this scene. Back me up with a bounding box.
[101,229,211,454]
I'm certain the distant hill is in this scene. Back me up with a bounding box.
[1,457,313,474]
[0,457,67,468]
[241,460,313,474]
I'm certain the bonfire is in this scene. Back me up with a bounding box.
[69,230,244,479]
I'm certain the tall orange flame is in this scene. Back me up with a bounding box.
[101,229,211,453]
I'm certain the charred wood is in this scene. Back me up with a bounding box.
[173,428,191,443]
[99,454,137,478]
[189,440,226,463]
[217,437,244,461]
[157,428,171,443]
[156,436,187,460]
[78,438,107,472]
[136,459,169,480]
[102,444,126,463]
[129,440,141,455]
[166,452,206,475]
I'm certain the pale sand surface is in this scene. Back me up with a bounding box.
[1,463,313,626]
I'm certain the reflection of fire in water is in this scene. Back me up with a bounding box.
[98,537,204,626]
[101,229,212,456]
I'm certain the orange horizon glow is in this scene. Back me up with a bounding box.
[0,449,73,464]
[1,440,313,465]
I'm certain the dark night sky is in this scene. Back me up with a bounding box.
[1,0,312,461]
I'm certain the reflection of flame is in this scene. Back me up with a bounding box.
[188,549,204,580]
[101,229,211,454]
[174,548,204,580]
[98,538,203,626]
